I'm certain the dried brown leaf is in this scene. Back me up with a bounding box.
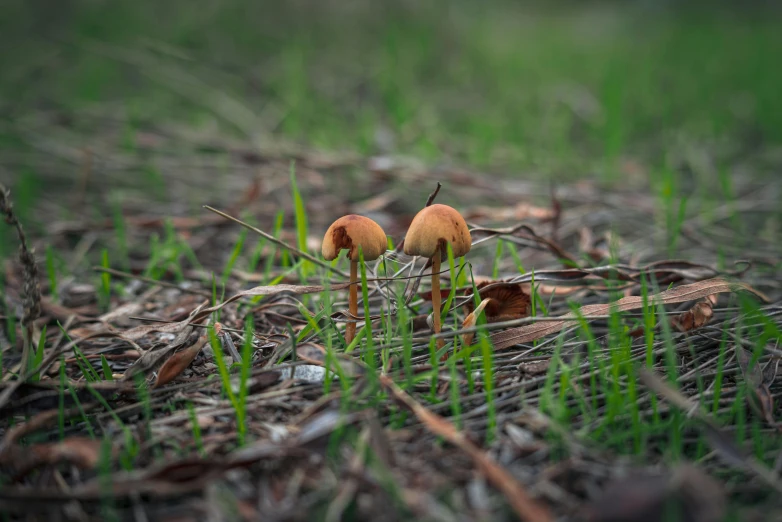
[121,319,199,381]
[466,281,531,323]
[491,278,767,350]
[461,298,492,346]
[671,296,716,332]
[153,334,208,388]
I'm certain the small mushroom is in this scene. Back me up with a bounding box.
[404,204,471,349]
[322,215,387,344]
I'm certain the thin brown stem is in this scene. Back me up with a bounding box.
[346,260,358,344]
[431,250,444,350]
[425,181,442,207]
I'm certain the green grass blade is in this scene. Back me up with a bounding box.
[290,161,310,275]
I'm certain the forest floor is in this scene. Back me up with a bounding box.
[1,2,781,521]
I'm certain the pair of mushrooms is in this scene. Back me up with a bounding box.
[322,204,472,346]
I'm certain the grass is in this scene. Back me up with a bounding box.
[0,1,781,520]
[208,324,249,445]
[28,325,46,380]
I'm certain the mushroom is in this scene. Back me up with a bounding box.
[322,215,388,344]
[404,204,471,349]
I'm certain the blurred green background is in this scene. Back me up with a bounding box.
[1,0,781,229]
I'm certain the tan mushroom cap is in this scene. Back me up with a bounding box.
[322,215,387,262]
[403,204,471,258]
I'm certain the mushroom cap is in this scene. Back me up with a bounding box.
[403,204,471,258]
[322,215,387,262]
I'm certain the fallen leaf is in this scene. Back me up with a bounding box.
[671,295,716,332]
[491,278,767,350]
[466,281,531,323]
[461,298,492,346]
[379,375,552,522]
[153,334,208,388]
[121,314,200,381]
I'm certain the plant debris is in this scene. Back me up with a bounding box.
[1,133,780,521]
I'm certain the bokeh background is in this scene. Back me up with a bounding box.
[1,0,781,255]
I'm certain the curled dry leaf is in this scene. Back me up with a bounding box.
[466,281,531,323]
[153,334,208,388]
[671,295,717,332]
[461,298,492,347]
[491,278,767,350]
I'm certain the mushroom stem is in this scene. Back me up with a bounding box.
[431,250,444,350]
[346,259,358,344]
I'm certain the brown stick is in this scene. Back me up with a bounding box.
[431,250,444,350]
[346,260,358,344]
[424,181,442,207]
